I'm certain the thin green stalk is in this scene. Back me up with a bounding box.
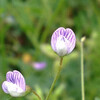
[31,89,41,100]
[45,57,63,100]
[81,37,86,100]
[27,86,41,100]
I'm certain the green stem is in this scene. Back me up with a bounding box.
[28,86,41,100]
[45,57,63,100]
[81,38,85,100]
[31,89,41,100]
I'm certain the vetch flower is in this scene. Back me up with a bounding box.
[2,70,26,97]
[32,62,46,70]
[51,27,76,56]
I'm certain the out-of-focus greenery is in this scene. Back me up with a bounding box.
[0,0,100,100]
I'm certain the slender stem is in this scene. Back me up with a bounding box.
[31,89,41,100]
[45,57,63,100]
[81,38,85,100]
[28,86,41,100]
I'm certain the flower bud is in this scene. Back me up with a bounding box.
[51,27,76,56]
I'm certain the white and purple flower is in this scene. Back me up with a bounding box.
[51,27,76,56]
[2,70,26,97]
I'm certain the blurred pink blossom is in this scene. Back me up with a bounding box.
[32,62,46,70]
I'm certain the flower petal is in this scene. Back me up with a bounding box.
[2,81,9,93]
[51,27,65,52]
[2,81,24,97]
[6,71,14,83]
[6,70,26,91]
[65,28,76,54]
[56,36,69,56]
[7,82,24,97]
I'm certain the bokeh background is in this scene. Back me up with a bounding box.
[0,0,100,100]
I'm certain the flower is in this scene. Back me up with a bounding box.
[32,62,46,70]
[2,70,26,97]
[51,27,76,56]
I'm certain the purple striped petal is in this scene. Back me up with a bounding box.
[51,27,65,52]
[2,81,9,93]
[51,27,76,56]
[65,28,76,54]
[6,70,26,91]
[6,71,14,83]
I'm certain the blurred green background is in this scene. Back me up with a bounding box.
[0,0,100,100]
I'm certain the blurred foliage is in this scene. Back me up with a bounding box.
[0,0,100,100]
